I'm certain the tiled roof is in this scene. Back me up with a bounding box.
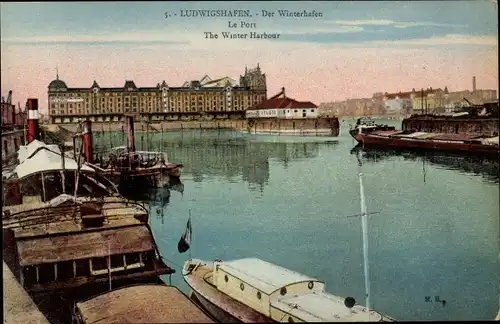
[384,88,443,100]
[250,96,317,110]
[384,92,413,100]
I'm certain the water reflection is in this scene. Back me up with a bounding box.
[350,144,499,183]
[142,131,340,190]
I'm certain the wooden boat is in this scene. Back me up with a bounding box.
[3,195,175,295]
[350,119,499,157]
[92,146,183,186]
[2,141,175,296]
[73,284,214,323]
[76,117,182,190]
[351,129,499,157]
[348,118,396,139]
[182,258,393,322]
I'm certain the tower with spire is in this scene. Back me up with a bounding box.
[239,63,266,92]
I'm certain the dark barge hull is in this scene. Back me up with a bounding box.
[351,131,499,157]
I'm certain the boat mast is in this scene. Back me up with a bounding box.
[357,151,371,310]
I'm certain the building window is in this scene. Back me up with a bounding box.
[311,109,315,112]
[294,110,298,113]
[51,103,56,109]
[51,110,56,115]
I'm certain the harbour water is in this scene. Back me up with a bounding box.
[96,119,500,321]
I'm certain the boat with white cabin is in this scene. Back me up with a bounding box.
[182,257,394,322]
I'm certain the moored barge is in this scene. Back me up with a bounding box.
[350,119,499,157]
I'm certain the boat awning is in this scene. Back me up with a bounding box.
[17,140,61,163]
[14,146,94,179]
[16,225,154,266]
[76,285,214,324]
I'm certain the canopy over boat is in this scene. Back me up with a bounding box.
[17,139,61,163]
[14,141,94,179]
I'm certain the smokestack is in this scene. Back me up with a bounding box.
[473,76,476,92]
[83,119,94,163]
[126,115,136,153]
[26,98,40,144]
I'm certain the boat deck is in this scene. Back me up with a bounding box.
[371,130,496,143]
[76,284,213,323]
[3,262,49,324]
[185,264,271,322]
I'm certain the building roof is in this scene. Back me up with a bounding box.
[384,92,413,100]
[123,80,137,89]
[76,284,214,324]
[16,224,154,266]
[48,79,68,89]
[217,258,321,295]
[249,97,318,110]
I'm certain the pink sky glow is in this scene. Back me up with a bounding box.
[1,41,498,113]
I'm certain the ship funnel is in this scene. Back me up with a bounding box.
[26,98,40,144]
[83,119,94,163]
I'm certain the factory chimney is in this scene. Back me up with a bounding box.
[472,76,476,93]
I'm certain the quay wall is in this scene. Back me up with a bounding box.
[51,119,248,133]
[238,118,340,136]
[3,262,49,324]
[402,116,499,137]
[46,117,341,139]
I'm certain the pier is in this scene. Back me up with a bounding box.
[3,262,49,324]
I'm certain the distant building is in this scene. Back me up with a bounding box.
[382,91,416,116]
[319,97,384,117]
[246,88,318,119]
[1,92,26,163]
[47,65,267,124]
[411,88,446,114]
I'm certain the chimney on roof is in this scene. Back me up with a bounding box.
[472,76,476,92]
[282,87,285,97]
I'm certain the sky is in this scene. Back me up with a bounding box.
[1,1,498,112]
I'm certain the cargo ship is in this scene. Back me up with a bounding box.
[350,118,499,157]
